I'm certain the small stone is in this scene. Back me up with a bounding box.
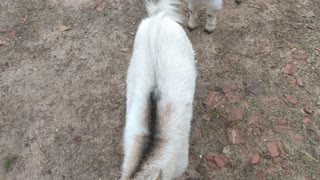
[226,129,244,144]
[58,25,71,32]
[251,153,260,164]
[303,106,314,114]
[246,81,265,95]
[214,155,226,168]
[248,114,263,124]
[303,10,315,18]
[267,142,279,157]
[214,97,227,109]
[203,93,216,106]
[120,48,130,52]
[95,1,107,12]
[296,76,304,86]
[283,63,295,75]
[0,39,7,46]
[222,146,231,155]
[291,23,303,29]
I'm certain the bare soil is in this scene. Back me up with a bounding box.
[0,0,319,179]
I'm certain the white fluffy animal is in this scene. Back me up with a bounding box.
[120,0,197,179]
[188,0,223,33]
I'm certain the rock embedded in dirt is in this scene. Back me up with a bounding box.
[267,142,279,157]
[205,153,214,161]
[203,93,216,106]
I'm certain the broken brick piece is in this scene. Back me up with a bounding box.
[251,153,261,164]
[267,142,279,157]
[284,94,298,105]
[226,129,244,144]
[214,97,227,109]
[203,93,216,106]
[302,117,310,124]
[226,108,243,121]
[283,63,295,75]
[214,155,226,168]
[207,161,215,169]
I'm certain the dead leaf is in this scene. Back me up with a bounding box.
[95,1,106,12]
[58,25,71,32]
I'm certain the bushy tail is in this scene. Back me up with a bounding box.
[145,0,183,23]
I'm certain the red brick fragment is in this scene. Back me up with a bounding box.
[293,54,308,61]
[226,108,243,121]
[267,142,279,157]
[302,117,310,124]
[221,84,238,94]
[277,119,287,125]
[283,63,295,75]
[289,77,297,86]
[226,129,244,144]
[214,155,226,168]
[289,132,302,141]
[214,97,227,109]
[207,161,215,169]
[251,153,260,164]
[205,153,214,161]
[261,97,278,103]
[284,94,298,105]
[203,93,216,106]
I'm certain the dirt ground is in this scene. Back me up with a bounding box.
[0,0,320,179]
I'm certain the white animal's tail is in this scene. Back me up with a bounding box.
[145,0,183,23]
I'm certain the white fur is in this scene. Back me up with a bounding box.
[121,0,197,179]
[188,0,223,32]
